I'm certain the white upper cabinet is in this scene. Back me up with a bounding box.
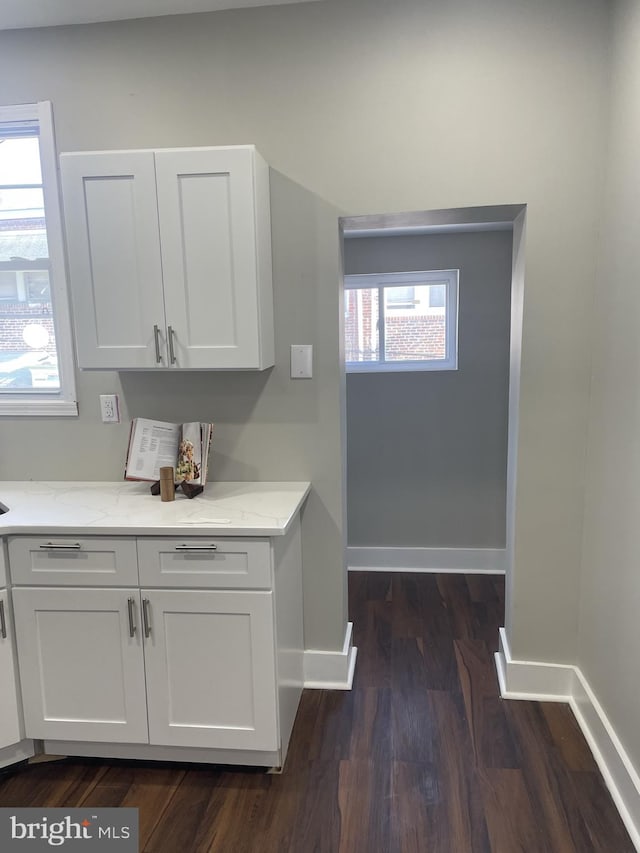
[60,146,274,370]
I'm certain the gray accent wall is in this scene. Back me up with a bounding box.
[0,0,611,667]
[344,230,512,549]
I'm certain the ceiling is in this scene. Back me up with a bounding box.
[0,0,320,32]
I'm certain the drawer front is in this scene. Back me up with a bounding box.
[137,538,272,589]
[8,537,139,586]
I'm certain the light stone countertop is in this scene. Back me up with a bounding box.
[0,481,311,537]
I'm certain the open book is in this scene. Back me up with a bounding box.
[125,418,214,484]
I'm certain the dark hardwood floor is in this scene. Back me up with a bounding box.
[0,573,633,852]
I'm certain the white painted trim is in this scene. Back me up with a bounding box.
[495,627,574,700]
[0,101,78,418]
[0,739,35,769]
[43,740,281,768]
[303,621,357,690]
[0,400,78,417]
[495,627,640,850]
[347,546,506,574]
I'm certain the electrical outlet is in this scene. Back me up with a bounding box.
[100,394,120,423]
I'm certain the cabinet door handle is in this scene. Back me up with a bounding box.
[167,325,177,365]
[153,324,162,363]
[127,597,137,637]
[0,599,6,640]
[142,598,152,638]
[39,542,82,550]
[174,544,218,551]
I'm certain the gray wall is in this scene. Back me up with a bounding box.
[344,230,512,549]
[578,0,640,774]
[0,0,611,665]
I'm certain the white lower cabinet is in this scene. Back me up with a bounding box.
[12,587,278,752]
[0,588,23,751]
[7,527,303,767]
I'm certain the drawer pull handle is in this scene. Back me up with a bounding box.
[0,600,6,640]
[39,542,82,550]
[153,324,162,363]
[168,325,177,365]
[127,597,137,638]
[175,544,218,551]
[142,598,152,638]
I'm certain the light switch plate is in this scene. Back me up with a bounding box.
[290,344,313,378]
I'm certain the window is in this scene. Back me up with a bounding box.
[0,102,77,415]
[344,269,458,372]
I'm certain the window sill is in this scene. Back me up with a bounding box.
[346,360,458,374]
[0,398,78,417]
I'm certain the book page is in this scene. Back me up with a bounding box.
[125,418,181,482]
[202,423,214,485]
[175,422,203,484]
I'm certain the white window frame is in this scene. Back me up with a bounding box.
[344,269,459,373]
[0,101,77,416]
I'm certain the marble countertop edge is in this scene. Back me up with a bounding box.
[0,481,312,537]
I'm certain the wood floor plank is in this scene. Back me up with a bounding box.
[454,637,519,769]
[287,760,341,853]
[337,759,391,853]
[479,767,545,853]
[390,761,438,853]
[504,700,599,852]
[351,598,392,688]
[82,764,186,848]
[465,574,498,603]
[391,686,436,765]
[0,759,107,807]
[143,769,226,853]
[199,771,272,853]
[569,769,636,852]
[436,575,476,639]
[540,702,599,772]
[427,689,492,853]
[348,686,392,764]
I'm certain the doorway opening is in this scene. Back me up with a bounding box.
[338,203,526,637]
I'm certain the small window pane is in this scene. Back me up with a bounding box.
[25,271,51,302]
[0,225,48,262]
[386,285,415,309]
[0,271,18,300]
[383,284,447,361]
[0,187,45,221]
[0,316,59,390]
[345,287,380,363]
[0,137,42,185]
[429,284,446,308]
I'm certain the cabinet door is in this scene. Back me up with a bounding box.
[12,588,148,743]
[60,151,168,369]
[155,147,274,369]
[143,589,279,750]
[0,590,22,750]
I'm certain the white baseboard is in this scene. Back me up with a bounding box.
[496,627,640,850]
[347,546,506,574]
[303,621,357,690]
